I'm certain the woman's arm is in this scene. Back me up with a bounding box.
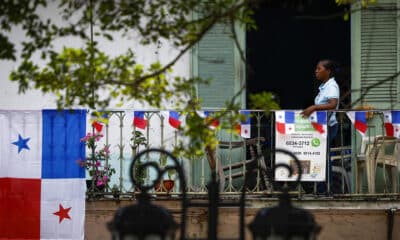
[301,98,338,117]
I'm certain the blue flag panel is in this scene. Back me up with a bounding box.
[41,110,86,179]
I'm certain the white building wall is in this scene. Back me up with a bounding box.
[0,2,190,110]
[0,2,191,190]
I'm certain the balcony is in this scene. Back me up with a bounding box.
[83,109,400,239]
[85,109,400,197]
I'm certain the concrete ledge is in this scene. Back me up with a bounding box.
[85,197,400,239]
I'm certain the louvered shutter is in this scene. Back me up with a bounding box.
[190,23,246,188]
[358,0,400,107]
[193,23,245,108]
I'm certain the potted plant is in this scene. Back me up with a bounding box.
[111,184,121,199]
[130,130,148,190]
[154,152,175,193]
[164,169,176,193]
[77,132,116,195]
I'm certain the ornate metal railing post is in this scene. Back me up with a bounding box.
[241,148,321,240]
[108,148,188,239]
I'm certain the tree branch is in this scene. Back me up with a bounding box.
[108,1,251,89]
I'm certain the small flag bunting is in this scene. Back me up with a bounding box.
[168,111,181,129]
[346,111,368,136]
[196,111,220,129]
[383,110,400,138]
[133,111,147,129]
[92,120,104,133]
[309,111,327,135]
[235,111,251,138]
[275,111,295,134]
[90,112,109,133]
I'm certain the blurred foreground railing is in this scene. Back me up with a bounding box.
[85,109,400,199]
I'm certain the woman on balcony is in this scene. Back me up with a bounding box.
[301,59,340,144]
[301,59,340,194]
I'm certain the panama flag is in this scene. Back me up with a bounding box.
[235,111,251,138]
[196,111,220,129]
[91,111,108,133]
[275,111,295,134]
[383,110,400,138]
[346,111,368,136]
[168,111,181,129]
[133,111,147,130]
[309,111,327,135]
[0,109,86,240]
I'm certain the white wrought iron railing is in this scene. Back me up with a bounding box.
[85,109,400,197]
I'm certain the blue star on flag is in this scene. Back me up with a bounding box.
[12,134,30,153]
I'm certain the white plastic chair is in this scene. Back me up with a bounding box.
[356,136,379,193]
[371,136,400,193]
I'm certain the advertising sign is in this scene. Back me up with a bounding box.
[274,110,328,182]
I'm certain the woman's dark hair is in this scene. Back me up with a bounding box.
[319,59,338,78]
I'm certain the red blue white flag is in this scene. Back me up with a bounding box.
[383,110,400,138]
[275,111,295,134]
[92,120,104,133]
[346,111,368,136]
[133,111,147,130]
[235,110,251,138]
[0,109,86,240]
[91,112,108,133]
[168,111,181,129]
[309,111,327,135]
[196,111,220,129]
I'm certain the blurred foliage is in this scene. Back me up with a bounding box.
[336,0,377,21]
[336,0,377,7]
[0,0,362,160]
[249,92,280,117]
[1,0,259,159]
[3,0,258,110]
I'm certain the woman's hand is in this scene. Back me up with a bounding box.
[301,98,338,117]
[301,105,316,117]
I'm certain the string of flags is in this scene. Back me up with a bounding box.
[128,110,400,138]
[274,110,400,138]
[131,110,252,138]
[276,110,328,136]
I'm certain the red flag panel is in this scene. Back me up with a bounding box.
[0,178,41,239]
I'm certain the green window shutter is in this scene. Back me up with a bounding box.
[190,22,246,188]
[192,23,246,108]
[355,0,400,108]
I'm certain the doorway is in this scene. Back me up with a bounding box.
[247,1,350,109]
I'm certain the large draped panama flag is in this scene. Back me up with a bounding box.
[0,110,86,240]
[275,111,295,134]
[346,111,368,136]
[383,110,400,138]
